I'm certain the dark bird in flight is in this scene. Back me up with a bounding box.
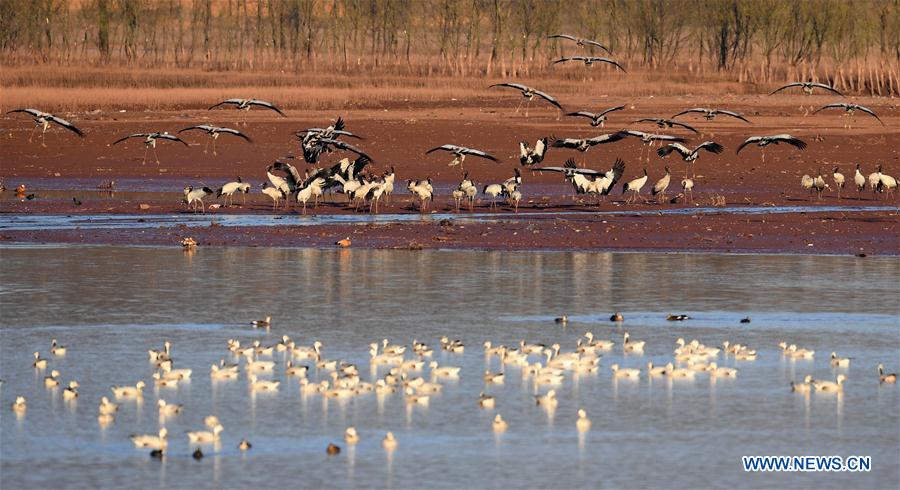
[633,118,699,134]
[736,135,807,162]
[549,132,626,153]
[111,132,189,165]
[657,141,724,178]
[553,57,626,72]
[671,108,751,123]
[178,125,251,155]
[6,108,84,146]
[769,81,842,96]
[547,34,611,54]
[489,83,564,117]
[813,103,884,126]
[426,144,499,168]
[208,98,285,124]
[565,105,625,127]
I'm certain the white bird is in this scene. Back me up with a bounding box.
[32,351,48,369]
[11,396,26,413]
[183,186,214,213]
[646,362,668,376]
[854,164,866,199]
[510,190,522,212]
[148,341,171,361]
[519,137,548,166]
[492,414,508,432]
[285,361,309,377]
[611,364,640,378]
[832,167,845,199]
[98,397,118,415]
[111,381,145,398]
[249,374,280,392]
[483,183,504,208]
[478,391,496,408]
[651,166,671,203]
[622,332,645,353]
[429,361,461,379]
[44,369,61,387]
[261,185,285,211]
[131,428,168,450]
[665,363,696,379]
[157,399,183,416]
[680,178,694,204]
[483,370,505,384]
[407,179,434,212]
[187,424,224,443]
[382,432,398,450]
[706,362,738,377]
[622,169,648,204]
[345,427,360,444]
[50,339,67,356]
[791,375,814,393]
[576,409,591,432]
[63,381,79,400]
[246,359,275,373]
[830,352,850,368]
[812,374,846,392]
[216,177,251,206]
[404,387,430,405]
[535,389,558,407]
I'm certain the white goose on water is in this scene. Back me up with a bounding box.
[131,428,168,450]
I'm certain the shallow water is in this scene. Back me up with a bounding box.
[1,246,898,489]
[0,204,896,232]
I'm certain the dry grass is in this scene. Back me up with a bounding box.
[1,64,760,112]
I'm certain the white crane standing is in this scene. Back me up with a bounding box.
[622,169,648,204]
[651,167,671,203]
[217,177,251,206]
[832,167,845,200]
[183,186,214,213]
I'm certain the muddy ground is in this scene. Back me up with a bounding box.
[1,94,898,254]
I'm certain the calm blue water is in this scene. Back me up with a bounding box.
[1,246,898,489]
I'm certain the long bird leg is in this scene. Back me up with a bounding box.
[212,138,218,156]
[524,99,532,119]
[203,139,210,154]
[142,146,149,165]
[514,99,524,115]
[28,125,38,143]
[40,127,48,148]
[153,146,161,165]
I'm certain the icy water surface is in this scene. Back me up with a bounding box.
[0,205,898,232]
[1,246,898,489]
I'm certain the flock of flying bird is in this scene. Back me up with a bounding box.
[10,314,898,458]
[4,33,896,214]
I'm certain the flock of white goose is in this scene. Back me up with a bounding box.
[9,321,898,457]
